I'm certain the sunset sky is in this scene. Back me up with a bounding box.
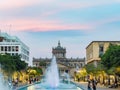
[0,0,120,65]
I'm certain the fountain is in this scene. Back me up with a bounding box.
[45,56,59,88]
[62,71,70,84]
[18,56,83,90]
[0,64,13,90]
[0,72,11,90]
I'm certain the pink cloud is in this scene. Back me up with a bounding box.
[0,19,92,32]
[0,0,32,10]
[0,0,55,10]
[1,0,119,11]
[40,10,58,17]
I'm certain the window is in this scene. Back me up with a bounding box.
[1,46,3,51]
[12,46,15,51]
[99,46,103,52]
[8,46,11,51]
[5,46,7,51]
[16,46,19,51]
[16,53,18,56]
[27,51,29,55]
[0,37,4,42]
[99,44,104,57]
[81,63,83,67]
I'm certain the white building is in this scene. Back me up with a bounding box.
[0,32,29,63]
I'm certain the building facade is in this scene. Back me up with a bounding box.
[33,41,85,76]
[52,41,66,58]
[86,41,120,66]
[0,32,29,63]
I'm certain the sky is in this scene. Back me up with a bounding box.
[0,0,120,66]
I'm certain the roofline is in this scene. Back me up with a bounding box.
[0,32,29,49]
[86,41,120,49]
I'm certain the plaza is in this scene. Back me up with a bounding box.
[74,81,120,90]
[0,0,120,90]
[0,36,120,90]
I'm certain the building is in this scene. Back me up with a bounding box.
[86,41,120,66]
[33,41,85,76]
[0,32,29,63]
[52,41,66,58]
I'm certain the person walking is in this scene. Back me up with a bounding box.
[92,79,97,90]
[88,79,92,90]
[87,75,92,90]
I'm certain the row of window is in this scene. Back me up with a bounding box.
[11,53,19,56]
[3,39,17,42]
[0,46,19,52]
[21,47,29,55]
[21,54,29,61]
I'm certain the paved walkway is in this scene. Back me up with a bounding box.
[74,81,120,90]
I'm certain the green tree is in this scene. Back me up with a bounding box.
[85,63,103,76]
[101,44,120,70]
[27,67,43,75]
[101,44,120,85]
[115,66,120,76]
[85,62,106,84]
[12,55,28,71]
[0,54,28,80]
[0,54,16,76]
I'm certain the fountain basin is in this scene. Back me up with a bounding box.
[18,81,83,90]
[18,56,84,90]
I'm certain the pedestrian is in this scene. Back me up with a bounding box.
[87,75,92,90]
[92,79,97,90]
[15,78,18,86]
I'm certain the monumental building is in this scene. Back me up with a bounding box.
[33,41,85,76]
[86,41,120,66]
[0,32,29,63]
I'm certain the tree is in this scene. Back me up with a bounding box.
[0,54,28,80]
[85,62,106,84]
[101,44,120,85]
[85,63,103,76]
[27,67,43,80]
[115,66,120,76]
[28,67,43,75]
[101,44,120,70]
[12,55,28,71]
[0,54,16,76]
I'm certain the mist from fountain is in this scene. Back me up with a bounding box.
[0,64,13,90]
[45,56,59,88]
[0,71,10,90]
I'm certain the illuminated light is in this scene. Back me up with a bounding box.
[28,85,35,90]
[77,87,83,90]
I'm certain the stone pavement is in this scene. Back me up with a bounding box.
[74,81,120,90]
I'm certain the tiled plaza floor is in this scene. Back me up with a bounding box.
[74,81,120,90]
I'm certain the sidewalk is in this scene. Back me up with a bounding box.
[74,81,120,90]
